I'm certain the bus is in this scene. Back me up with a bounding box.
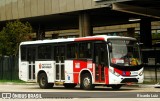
[19,35,144,90]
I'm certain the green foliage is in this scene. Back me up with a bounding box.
[0,80,26,83]
[0,20,32,56]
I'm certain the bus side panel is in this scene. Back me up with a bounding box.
[35,61,55,83]
[73,60,93,83]
[19,62,28,81]
[65,60,74,83]
[108,66,121,84]
[138,68,144,83]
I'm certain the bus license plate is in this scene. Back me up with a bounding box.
[130,71,138,75]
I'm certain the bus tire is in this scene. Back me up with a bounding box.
[38,73,54,89]
[63,83,77,89]
[111,84,122,90]
[81,73,94,90]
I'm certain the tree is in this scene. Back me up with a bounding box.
[0,20,32,56]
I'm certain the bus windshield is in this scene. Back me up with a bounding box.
[108,39,142,66]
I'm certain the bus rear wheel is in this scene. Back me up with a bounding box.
[63,83,77,89]
[38,73,54,89]
[81,73,94,90]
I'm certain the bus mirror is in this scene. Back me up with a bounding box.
[88,43,91,49]
[108,43,112,52]
[109,46,112,52]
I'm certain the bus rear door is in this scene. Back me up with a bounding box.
[54,45,65,82]
[27,47,36,81]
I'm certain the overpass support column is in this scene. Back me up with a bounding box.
[36,26,45,40]
[140,18,152,48]
[79,12,93,37]
[127,28,135,37]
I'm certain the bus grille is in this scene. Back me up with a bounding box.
[121,78,138,83]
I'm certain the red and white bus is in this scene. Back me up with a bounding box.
[19,35,144,90]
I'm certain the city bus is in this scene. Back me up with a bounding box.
[19,35,144,90]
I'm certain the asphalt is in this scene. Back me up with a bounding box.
[0,82,160,88]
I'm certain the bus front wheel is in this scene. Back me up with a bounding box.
[38,73,54,89]
[81,73,94,90]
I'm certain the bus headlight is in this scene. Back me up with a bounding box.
[109,68,120,77]
[114,72,120,77]
[139,71,143,76]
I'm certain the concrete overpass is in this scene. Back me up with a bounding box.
[0,0,160,47]
[0,0,109,38]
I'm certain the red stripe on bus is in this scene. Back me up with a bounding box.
[73,73,79,83]
[105,67,109,84]
[114,68,130,76]
[114,68,122,75]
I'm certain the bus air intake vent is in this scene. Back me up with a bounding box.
[121,78,138,83]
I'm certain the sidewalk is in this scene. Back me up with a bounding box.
[122,83,160,88]
[139,83,160,88]
[126,83,160,88]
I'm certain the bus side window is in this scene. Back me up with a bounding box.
[59,46,65,62]
[21,46,27,61]
[67,43,77,59]
[38,45,51,59]
[27,47,36,61]
[79,42,92,58]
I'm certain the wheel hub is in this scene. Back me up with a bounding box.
[83,78,90,87]
[40,77,45,86]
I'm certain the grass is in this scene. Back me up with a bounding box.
[0,80,26,83]
[143,80,159,84]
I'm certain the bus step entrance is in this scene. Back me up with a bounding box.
[55,81,64,85]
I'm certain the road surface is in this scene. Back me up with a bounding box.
[0,83,159,101]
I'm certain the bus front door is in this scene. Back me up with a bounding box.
[27,47,36,81]
[54,45,65,82]
[94,43,105,83]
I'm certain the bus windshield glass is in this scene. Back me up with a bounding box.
[108,39,142,66]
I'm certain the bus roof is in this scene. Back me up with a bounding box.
[20,35,136,45]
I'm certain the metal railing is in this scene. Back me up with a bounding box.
[0,56,19,80]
